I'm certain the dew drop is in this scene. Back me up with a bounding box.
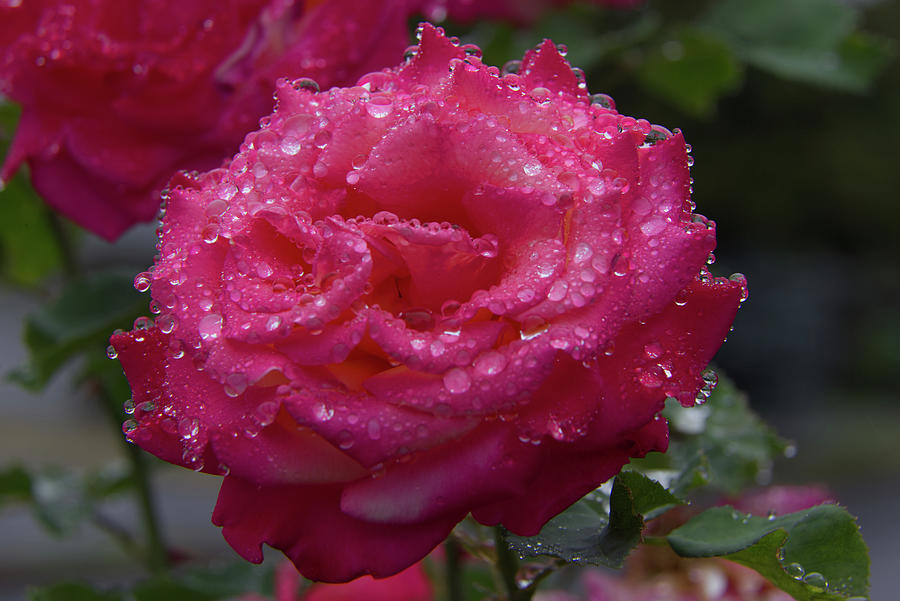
[106,345,118,359]
[443,368,471,394]
[133,272,152,292]
[294,77,319,93]
[254,401,279,427]
[313,401,334,422]
[784,562,805,580]
[523,159,542,176]
[198,314,223,340]
[590,93,615,109]
[473,350,507,376]
[501,60,522,75]
[224,373,248,397]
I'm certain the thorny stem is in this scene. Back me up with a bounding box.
[445,534,464,601]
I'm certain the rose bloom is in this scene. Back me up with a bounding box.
[0,0,413,240]
[111,24,745,582]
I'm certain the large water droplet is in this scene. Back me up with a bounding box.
[473,350,507,376]
[443,368,471,394]
[199,314,223,340]
[133,272,151,292]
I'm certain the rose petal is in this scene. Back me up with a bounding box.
[212,476,462,582]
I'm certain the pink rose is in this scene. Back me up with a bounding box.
[110,24,744,582]
[0,0,413,240]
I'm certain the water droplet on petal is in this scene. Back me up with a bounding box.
[199,314,223,340]
[294,78,319,93]
[473,350,507,376]
[443,368,471,394]
[133,272,152,292]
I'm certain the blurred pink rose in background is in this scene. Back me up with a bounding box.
[242,559,432,601]
[111,24,743,582]
[0,0,413,239]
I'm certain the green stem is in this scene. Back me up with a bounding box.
[493,526,534,601]
[95,382,168,573]
[44,209,80,280]
[125,438,168,573]
[445,535,463,601]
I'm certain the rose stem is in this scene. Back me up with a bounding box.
[493,526,536,601]
[95,379,168,573]
[445,534,463,601]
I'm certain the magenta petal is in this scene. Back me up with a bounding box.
[340,424,538,524]
[209,416,368,486]
[212,476,462,582]
[366,308,506,374]
[472,418,668,535]
[520,39,588,100]
[397,23,467,89]
[363,338,558,417]
[282,388,480,468]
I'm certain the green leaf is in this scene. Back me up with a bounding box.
[631,374,785,495]
[28,582,123,601]
[0,99,65,286]
[700,0,894,91]
[506,472,682,568]
[173,562,276,599]
[636,28,743,117]
[29,469,92,536]
[0,175,65,286]
[132,580,218,601]
[0,464,33,506]
[617,470,684,520]
[9,271,146,389]
[668,504,870,601]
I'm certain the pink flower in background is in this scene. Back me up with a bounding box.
[242,560,432,601]
[111,24,744,582]
[0,0,413,240]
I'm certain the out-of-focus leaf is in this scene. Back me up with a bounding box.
[0,175,64,286]
[1,462,134,537]
[132,580,218,601]
[669,504,870,600]
[636,28,743,117]
[9,272,146,390]
[0,100,65,286]
[630,374,786,495]
[506,472,682,568]
[0,464,33,506]
[700,0,895,91]
[174,562,276,599]
[28,583,123,601]
[29,469,92,536]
